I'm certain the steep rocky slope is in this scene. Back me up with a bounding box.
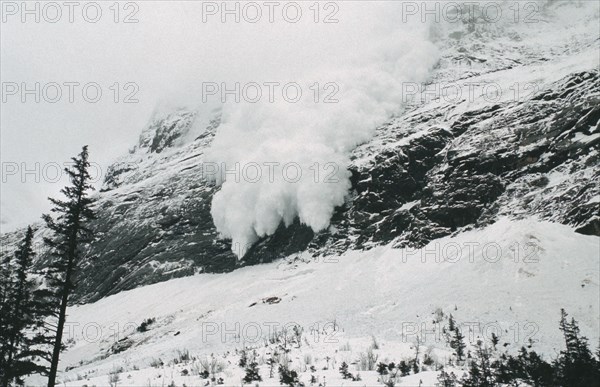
[1,1,598,304]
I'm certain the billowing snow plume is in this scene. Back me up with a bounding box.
[206,3,440,256]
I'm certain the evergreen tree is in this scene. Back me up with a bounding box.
[457,310,600,387]
[0,227,53,386]
[0,253,15,370]
[278,364,299,387]
[451,328,466,361]
[238,348,248,368]
[339,361,351,379]
[554,309,600,386]
[398,360,411,376]
[490,333,499,350]
[448,314,456,332]
[496,347,554,387]
[43,146,96,387]
[2,228,36,386]
[242,361,262,383]
[376,362,389,376]
[460,340,494,387]
[437,369,458,387]
[0,246,17,384]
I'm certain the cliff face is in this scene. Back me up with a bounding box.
[1,1,598,304]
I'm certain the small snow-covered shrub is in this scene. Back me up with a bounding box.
[108,366,121,387]
[303,353,313,365]
[278,364,299,387]
[243,361,262,383]
[174,349,190,364]
[199,356,226,379]
[371,335,380,350]
[137,317,156,332]
[339,341,352,351]
[357,348,378,371]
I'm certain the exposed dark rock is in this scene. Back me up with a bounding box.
[1,24,598,305]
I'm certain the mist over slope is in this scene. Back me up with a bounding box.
[206,4,440,255]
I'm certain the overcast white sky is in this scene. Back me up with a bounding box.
[1,1,400,232]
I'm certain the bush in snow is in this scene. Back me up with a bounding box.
[136,317,156,332]
[243,361,262,383]
[107,366,121,387]
[239,348,248,367]
[292,325,304,347]
[377,362,389,376]
[339,341,352,352]
[376,362,403,386]
[398,360,411,376]
[303,353,312,366]
[266,351,278,378]
[278,363,301,387]
[174,349,190,364]
[437,369,459,387]
[339,361,362,381]
[339,362,351,379]
[199,356,226,380]
[370,335,380,350]
[357,348,378,371]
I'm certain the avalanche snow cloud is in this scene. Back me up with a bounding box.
[206,3,439,256]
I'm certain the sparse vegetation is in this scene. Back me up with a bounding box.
[149,358,163,368]
[266,350,278,378]
[137,317,156,333]
[377,362,402,386]
[339,361,361,381]
[398,360,411,376]
[278,363,300,387]
[357,347,378,371]
[437,369,459,387]
[174,349,190,364]
[243,360,262,383]
[459,309,600,386]
[198,355,226,380]
[371,335,380,350]
[339,341,352,352]
[9,310,598,387]
[108,366,121,387]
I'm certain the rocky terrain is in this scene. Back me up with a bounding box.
[1,1,598,304]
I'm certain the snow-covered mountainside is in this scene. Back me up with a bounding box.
[26,219,600,386]
[5,1,598,304]
[2,1,598,385]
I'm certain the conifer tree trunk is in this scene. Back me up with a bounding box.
[44,146,95,387]
[46,254,74,387]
